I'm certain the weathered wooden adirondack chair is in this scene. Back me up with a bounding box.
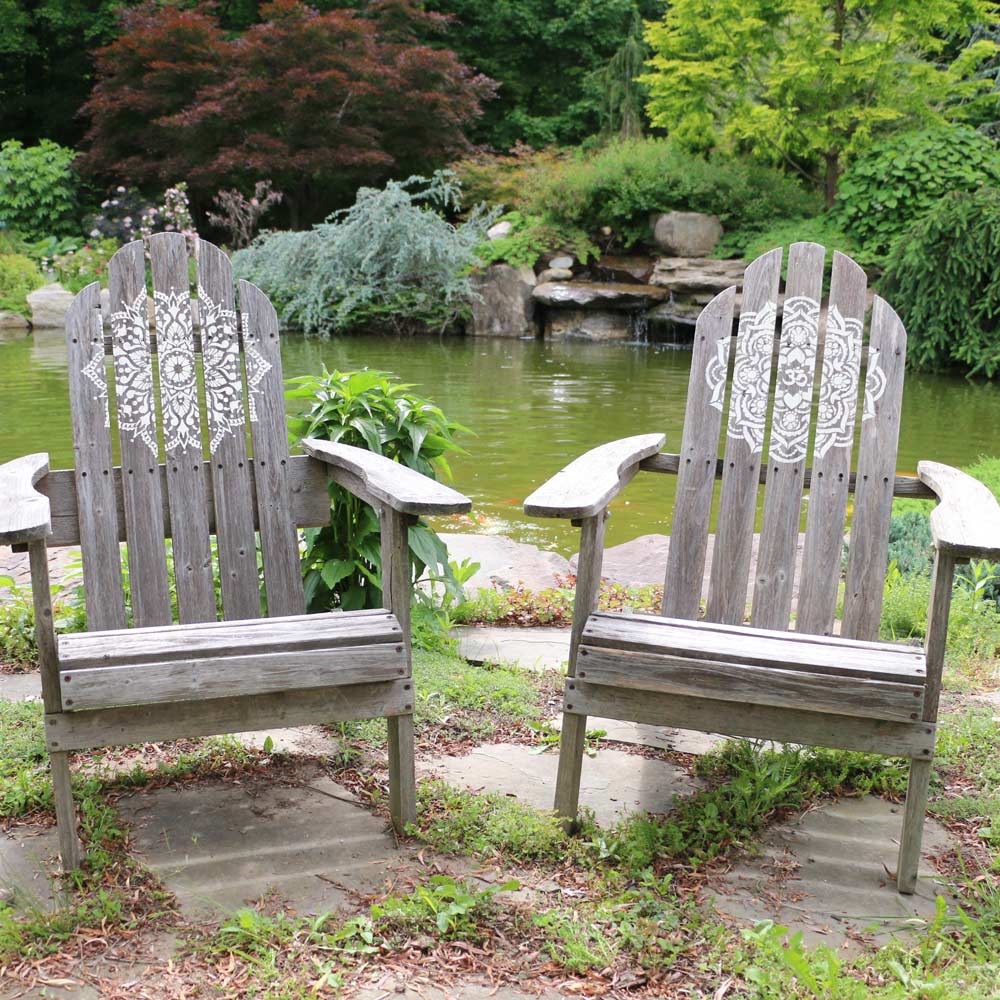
[524,243,1000,894]
[0,234,470,871]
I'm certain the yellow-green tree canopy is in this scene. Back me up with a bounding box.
[642,0,1000,204]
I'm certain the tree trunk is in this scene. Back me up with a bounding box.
[824,153,839,209]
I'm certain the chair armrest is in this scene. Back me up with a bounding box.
[523,434,666,519]
[301,439,471,516]
[918,460,1000,560]
[0,453,51,545]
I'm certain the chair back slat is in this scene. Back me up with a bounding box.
[662,286,736,620]
[751,242,824,630]
[797,253,868,634]
[841,296,907,640]
[65,283,126,630]
[108,241,172,626]
[239,279,305,617]
[706,247,782,624]
[149,232,216,623]
[197,241,262,620]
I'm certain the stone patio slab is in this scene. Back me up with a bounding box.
[351,983,564,1000]
[0,825,64,914]
[0,671,41,701]
[439,533,570,592]
[117,775,406,918]
[711,794,954,951]
[553,714,724,755]
[455,626,569,672]
[420,743,700,827]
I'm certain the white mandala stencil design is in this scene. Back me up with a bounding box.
[726,300,777,454]
[241,310,272,424]
[814,305,863,459]
[863,347,887,422]
[82,350,110,428]
[154,287,200,452]
[200,283,245,454]
[111,290,157,454]
[769,295,820,464]
[704,335,731,412]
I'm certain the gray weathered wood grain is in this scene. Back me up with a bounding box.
[198,241,260,620]
[797,252,868,635]
[65,283,126,630]
[919,461,1000,560]
[662,287,736,619]
[149,232,215,623]
[0,454,51,545]
[707,247,782,624]
[239,280,305,618]
[842,296,907,640]
[752,242,825,630]
[108,241,171,626]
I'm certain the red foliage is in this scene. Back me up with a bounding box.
[79,0,495,221]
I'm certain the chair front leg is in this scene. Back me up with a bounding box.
[554,510,608,826]
[897,549,954,894]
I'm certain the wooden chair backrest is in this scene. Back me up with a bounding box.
[64,234,306,630]
[663,243,905,640]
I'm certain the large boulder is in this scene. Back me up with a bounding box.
[469,264,537,338]
[438,532,570,592]
[544,308,634,341]
[594,255,655,284]
[0,312,29,337]
[650,257,746,295]
[27,283,74,328]
[651,212,723,256]
[532,281,667,311]
[486,220,513,241]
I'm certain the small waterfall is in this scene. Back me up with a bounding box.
[630,309,650,343]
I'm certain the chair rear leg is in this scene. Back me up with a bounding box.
[897,757,933,894]
[50,751,82,871]
[554,712,588,827]
[387,714,417,832]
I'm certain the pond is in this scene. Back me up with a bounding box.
[2,328,999,555]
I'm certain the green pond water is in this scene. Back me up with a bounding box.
[2,328,999,555]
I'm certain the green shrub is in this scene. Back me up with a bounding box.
[525,138,819,248]
[50,239,120,294]
[881,188,1000,376]
[836,126,1000,260]
[233,172,495,335]
[450,145,569,211]
[475,211,597,269]
[0,140,80,241]
[286,368,468,613]
[0,253,44,316]
[887,512,934,578]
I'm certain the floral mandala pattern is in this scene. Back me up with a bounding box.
[704,336,731,412]
[726,300,777,454]
[154,287,200,452]
[863,347,887,422]
[111,290,157,454]
[199,283,245,454]
[814,305,863,459]
[82,350,110,428]
[768,295,820,464]
[241,311,272,424]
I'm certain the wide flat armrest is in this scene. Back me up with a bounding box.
[524,433,666,519]
[301,439,471,516]
[918,461,1000,560]
[0,453,51,545]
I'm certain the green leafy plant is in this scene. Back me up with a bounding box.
[50,238,120,294]
[475,211,597,268]
[887,511,935,579]
[286,367,469,613]
[881,187,1000,376]
[836,126,1000,259]
[0,253,44,316]
[233,172,497,334]
[0,139,81,240]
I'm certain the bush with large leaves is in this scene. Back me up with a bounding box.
[287,368,468,613]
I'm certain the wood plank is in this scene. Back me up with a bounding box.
[61,643,408,711]
[707,247,782,624]
[239,279,304,617]
[0,454,51,544]
[638,453,936,500]
[842,296,907,640]
[148,232,215,623]
[36,454,330,547]
[198,241,260,620]
[522,434,665,519]
[46,679,413,752]
[107,241,171,626]
[563,682,936,759]
[65,283,126,629]
[58,609,401,667]
[797,252,868,635]
[752,242,824,630]
[663,286,736,619]
[919,461,1000,560]
[575,646,924,723]
[303,439,474,516]
[582,613,925,682]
